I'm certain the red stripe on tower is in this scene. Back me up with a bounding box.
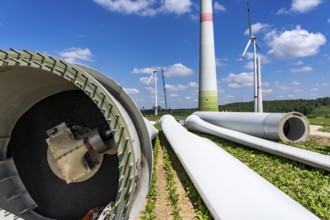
[200,13,213,22]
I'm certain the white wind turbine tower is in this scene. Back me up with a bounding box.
[146,70,158,116]
[240,1,263,112]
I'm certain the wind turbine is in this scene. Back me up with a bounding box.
[240,1,263,112]
[146,70,158,116]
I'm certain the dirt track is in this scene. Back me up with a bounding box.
[310,125,330,138]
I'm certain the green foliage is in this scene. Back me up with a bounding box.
[308,117,330,126]
[140,138,160,220]
[162,145,182,219]
[142,97,330,117]
[220,97,330,116]
[320,126,330,133]
[311,106,330,117]
[144,119,330,219]
[200,134,330,220]
[158,131,213,220]
[287,140,330,155]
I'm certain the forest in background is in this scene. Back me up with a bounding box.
[142,97,330,118]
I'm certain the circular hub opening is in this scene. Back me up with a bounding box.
[282,117,307,142]
[7,91,119,219]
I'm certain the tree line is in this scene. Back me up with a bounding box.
[220,97,330,116]
[141,97,330,117]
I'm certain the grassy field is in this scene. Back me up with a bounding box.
[320,127,330,132]
[308,117,330,126]
[206,136,330,220]
[141,115,330,220]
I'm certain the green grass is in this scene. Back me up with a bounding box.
[201,134,330,220]
[144,116,330,219]
[144,115,162,122]
[162,145,182,219]
[287,140,330,155]
[320,126,330,133]
[159,131,213,220]
[140,138,159,220]
[308,117,330,126]
[144,115,188,122]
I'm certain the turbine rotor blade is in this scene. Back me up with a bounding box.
[240,39,252,60]
[146,72,155,86]
[247,1,252,37]
[256,42,261,52]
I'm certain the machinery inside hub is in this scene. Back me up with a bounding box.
[7,90,119,220]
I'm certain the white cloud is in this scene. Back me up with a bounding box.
[291,0,322,13]
[263,82,272,87]
[265,26,326,60]
[277,8,290,15]
[124,88,139,94]
[132,63,193,77]
[144,86,155,93]
[241,52,272,65]
[262,89,273,95]
[222,72,254,88]
[216,57,228,67]
[170,93,178,97]
[277,0,322,14]
[190,89,198,95]
[244,23,271,35]
[185,96,193,100]
[244,61,254,70]
[290,66,313,73]
[228,83,241,88]
[311,87,319,92]
[223,72,253,83]
[93,0,156,16]
[243,52,254,60]
[59,47,93,64]
[93,0,192,16]
[163,63,194,77]
[139,77,152,85]
[165,83,187,91]
[218,89,225,94]
[187,82,198,87]
[214,2,226,12]
[289,81,300,86]
[160,0,192,15]
[275,81,300,90]
[328,19,330,24]
[132,67,158,74]
[190,14,199,21]
[291,60,304,66]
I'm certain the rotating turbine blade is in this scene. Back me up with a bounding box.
[247,1,252,37]
[240,39,251,60]
[256,42,261,52]
[146,71,155,87]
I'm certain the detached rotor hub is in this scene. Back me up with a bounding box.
[46,122,116,183]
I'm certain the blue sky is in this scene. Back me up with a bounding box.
[1,0,329,109]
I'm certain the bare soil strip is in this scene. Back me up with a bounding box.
[138,138,198,219]
[153,144,172,220]
[171,164,198,220]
